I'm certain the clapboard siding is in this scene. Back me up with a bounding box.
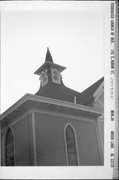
[12,113,34,166]
[34,111,101,166]
[1,111,102,166]
[76,120,101,165]
[35,112,67,166]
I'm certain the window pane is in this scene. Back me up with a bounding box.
[67,139,76,153]
[6,129,14,145]
[65,125,78,166]
[66,126,74,139]
[5,128,15,166]
[7,155,14,162]
[6,144,14,154]
[68,153,78,166]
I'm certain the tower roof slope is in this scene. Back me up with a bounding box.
[35,82,82,103]
[35,77,104,105]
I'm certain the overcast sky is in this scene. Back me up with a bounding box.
[1,10,104,113]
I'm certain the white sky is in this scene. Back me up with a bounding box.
[1,10,104,113]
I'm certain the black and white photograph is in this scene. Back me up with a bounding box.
[0,0,118,179]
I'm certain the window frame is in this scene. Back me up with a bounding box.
[4,127,15,166]
[64,124,79,166]
[51,68,61,84]
[40,70,48,87]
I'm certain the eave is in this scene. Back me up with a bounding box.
[34,62,66,75]
[0,93,103,124]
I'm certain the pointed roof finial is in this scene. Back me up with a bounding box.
[34,48,66,76]
[45,47,53,63]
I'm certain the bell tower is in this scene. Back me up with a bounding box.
[34,48,66,88]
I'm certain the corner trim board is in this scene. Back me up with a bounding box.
[32,111,37,166]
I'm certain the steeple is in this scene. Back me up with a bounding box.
[45,47,53,63]
[34,48,66,88]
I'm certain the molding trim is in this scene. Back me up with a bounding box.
[31,111,37,166]
[97,98,104,108]
[97,120,104,155]
[11,110,33,126]
[33,109,95,123]
[94,121,104,165]
[93,82,104,100]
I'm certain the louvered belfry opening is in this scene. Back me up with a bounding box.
[5,127,15,166]
[65,125,78,166]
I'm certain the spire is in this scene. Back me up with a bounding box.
[45,47,53,63]
[34,48,66,76]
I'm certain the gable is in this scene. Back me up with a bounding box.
[92,82,104,113]
[79,77,104,106]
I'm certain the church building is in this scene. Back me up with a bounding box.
[1,48,104,166]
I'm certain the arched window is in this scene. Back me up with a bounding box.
[65,125,78,166]
[5,127,15,166]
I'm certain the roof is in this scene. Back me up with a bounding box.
[45,47,53,63]
[34,48,66,75]
[34,49,104,105]
[1,79,104,127]
[34,62,66,75]
[35,81,82,103]
[1,94,103,125]
[1,47,104,123]
[35,77,104,105]
[79,77,104,104]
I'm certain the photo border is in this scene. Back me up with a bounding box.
[0,0,118,179]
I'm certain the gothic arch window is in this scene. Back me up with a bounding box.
[5,127,15,166]
[65,124,78,166]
